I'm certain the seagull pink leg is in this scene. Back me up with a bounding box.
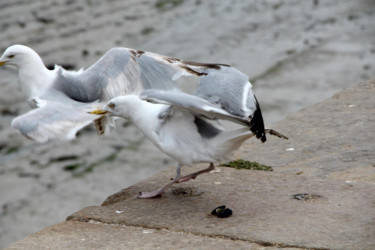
[177,163,215,183]
[138,163,215,198]
[138,164,182,198]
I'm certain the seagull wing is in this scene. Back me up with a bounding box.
[140,89,250,126]
[136,53,259,119]
[54,48,252,105]
[195,66,257,117]
[11,100,100,143]
[54,48,187,103]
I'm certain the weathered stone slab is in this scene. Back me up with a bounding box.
[66,167,375,249]
[6,220,284,250]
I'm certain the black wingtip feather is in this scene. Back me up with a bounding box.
[249,96,266,143]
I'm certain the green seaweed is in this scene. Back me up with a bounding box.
[62,140,141,176]
[123,139,143,151]
[63,163,84,171]
[70,153,117,176]
[141,27,155,35]
[51,155,80,162]
[250,61,283,84]
[155,0,184,9]
[5,146,20,155]
[220,159,273,171]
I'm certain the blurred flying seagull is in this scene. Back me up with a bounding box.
[0,44,276,142]
[90,90,287,198]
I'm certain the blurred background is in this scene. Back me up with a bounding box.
[0,0,374,247]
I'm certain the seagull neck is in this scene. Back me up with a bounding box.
[125,97,162,137]
[18,59,54,99]
[126,97,153,122]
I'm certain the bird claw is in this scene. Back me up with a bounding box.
[138,191,163,199]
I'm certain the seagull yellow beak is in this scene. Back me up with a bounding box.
[89,108,108,115]
[0,61,7,66]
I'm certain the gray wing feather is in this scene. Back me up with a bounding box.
[137,54,181,90]
[140,89,250,126]
[11,101,100,143]
[195,66,257,117]
[55,48,141,102]
[54,48,183,103]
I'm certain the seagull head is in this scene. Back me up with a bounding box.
[89,96,138,119]
[0,44,44,70]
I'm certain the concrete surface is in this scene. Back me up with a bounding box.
[6,81,375,249]
[5,221,272,250]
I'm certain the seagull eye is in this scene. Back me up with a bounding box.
[108,103,115,109]
[7,55,15,59]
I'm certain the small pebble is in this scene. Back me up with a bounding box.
[217,208,232,218]
[211,205,232,218]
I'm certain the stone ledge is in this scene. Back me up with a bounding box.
[6,80,375,249]
[6,220,274,250]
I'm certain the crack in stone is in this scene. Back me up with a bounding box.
[71,216,328,250]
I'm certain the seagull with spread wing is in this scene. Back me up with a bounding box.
[0,44,276,142]
[90,90,286,198]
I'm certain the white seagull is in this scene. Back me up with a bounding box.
[90,90,287,198]
[1,44,274,142]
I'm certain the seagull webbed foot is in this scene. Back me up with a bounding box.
[138,177,179,198]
